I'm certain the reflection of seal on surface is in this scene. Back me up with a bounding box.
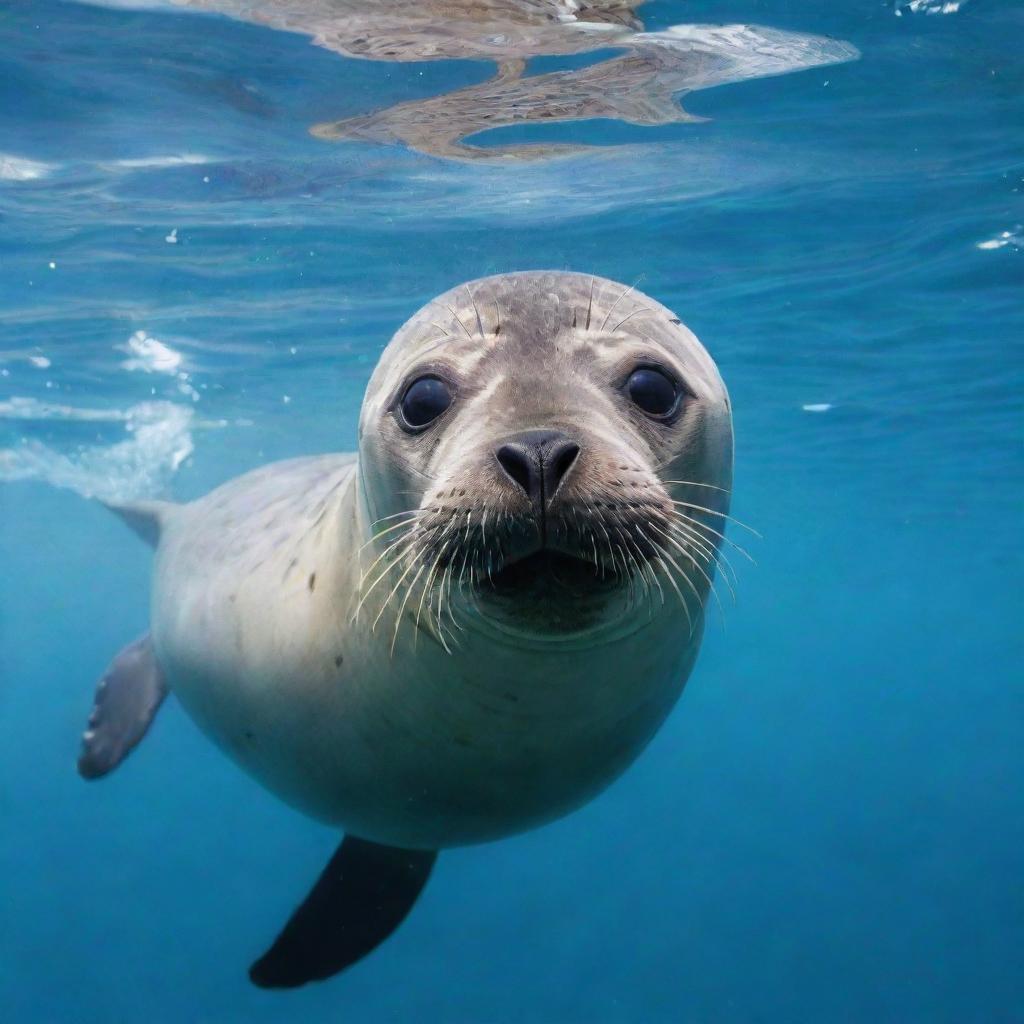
[314,25,859,161]
[80,271,738,987]
[163,0,857,161]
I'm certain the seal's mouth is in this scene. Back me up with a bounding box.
[472,547,625,638]
[489,549,611,597]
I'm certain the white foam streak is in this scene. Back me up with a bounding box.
[0,154,56,181]
[117,331,200,401]
[895,1,967,15]
[100,154,212,170]
[118,331,184,374]
[0,397,129,422]
[976,228,1022,252]
[640,23,860,80]
[0,400,195,501]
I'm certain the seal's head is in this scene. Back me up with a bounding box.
[357,271,733,645]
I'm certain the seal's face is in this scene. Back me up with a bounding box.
[358,272,733,646]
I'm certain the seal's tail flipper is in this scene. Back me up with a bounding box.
[249,836,437,988]
[78,633,169,779]
[102,499,177,548]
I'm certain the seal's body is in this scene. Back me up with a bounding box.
[81,271,735,987]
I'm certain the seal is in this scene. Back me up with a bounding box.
[78,271,737,988]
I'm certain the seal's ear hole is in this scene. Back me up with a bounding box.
[398,377,453,432]
[625,367,680,419]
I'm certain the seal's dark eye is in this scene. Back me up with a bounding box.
[626,367,679,418]
[400,376,452,430]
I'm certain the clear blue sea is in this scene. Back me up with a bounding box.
[1,0,1021,1020]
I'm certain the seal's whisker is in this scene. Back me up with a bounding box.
[434,618,453,655]
[598,281,637,332]
[413,546,447,650]
[580,501,620,586]
[365,514,419,541]
[650,523,720,600]
[611,543,634,608]
[649,555,693,636]
[451,544,474,622]
[354,531,425,619]
[586,276,595,331]
[641,554,665,612]
[610,306,654,333]
[417,534,452,650]
[359,515,419,553]
[415,517,465,636]
[436,560,453,635]
[616,527,651,616]
[669,510,757,564]
[443,561,464,637]
[356,543,412,606]
[444,303,476,343]
[656,519,738,599]
[670,517,752,571]
[436,548,462,636]
[626,529,663,615]
[661,479,733,495]
[600,507,644,605]
[584,500,616,556]
[627,527,662,606]
[678,520,740,593]
[466,285,486,342]
[658,512,726,570]
[610,532,640,613]
[357,529,422,592]
[372,545,425,634]
[682,525,740,592]
[369,507,423,527]
[430,557,456,655]
[667,500,762,538]
[391,561,428,658]
[647,526,725,621]
[433,562,451,646]
[456,543,472,595]
[645,534,704,623]
[670,531,736,605]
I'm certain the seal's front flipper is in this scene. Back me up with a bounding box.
[249,836,437,988]
[78,633,168,780]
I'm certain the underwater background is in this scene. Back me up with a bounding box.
[1,0,1021,1020]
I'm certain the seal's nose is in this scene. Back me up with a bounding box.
[495,429,580,506]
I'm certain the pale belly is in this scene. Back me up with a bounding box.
[149,457,701,849]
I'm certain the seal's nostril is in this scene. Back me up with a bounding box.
[495,431,580,505]
[496,444,535,498]
[548,441,580,495]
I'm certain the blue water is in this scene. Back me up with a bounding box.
[1,0,1022,1020]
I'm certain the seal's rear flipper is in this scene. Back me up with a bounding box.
[102,499,176,548]
[249,836,437,988]
[78,633,169,779]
